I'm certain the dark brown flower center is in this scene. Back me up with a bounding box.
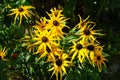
[53,20,59,26]
[97,56,101,61]
[42,36,48,42]
[56,59,62,66]
[81,22,85,27]
[76,44,83,50]
[46,46,51,53]
[84,30,91,35]
[87,45,94,51]
[41,25,45,28]
[18,7,24,12]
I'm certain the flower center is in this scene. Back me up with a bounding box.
[46,46,51,53]
[97,55,101,61]
[84,30,91,35]
[76,44,83,50]
[53,20,59,26]
[87,45,94,51]
[81,22,85,27]
[56,59,62,66]
[18,7,24,12]
[42,36,48,42]
[41,25,45,28]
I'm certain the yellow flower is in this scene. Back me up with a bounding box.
[36,44,62,60]
[79,24,105,43]
[46,8,69,40]
[85,42,103,66]
[48,53,71,80]
[93,49,108,72]
[46,45,62,61]
[33,17,48,31]
[8,5,35,25]
[21,29,36,53]
[51,26,65,44]
[47,12,69,29]
[76,15,95,29]
[47,7,68,28]
[0,47,8,61]
[70,40,87,64]
[32,30,59,59]
[21,35,35,53]
[49,7,64,18]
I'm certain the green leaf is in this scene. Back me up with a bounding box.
[20,0,26,4]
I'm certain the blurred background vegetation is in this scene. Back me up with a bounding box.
[0,0,120,80]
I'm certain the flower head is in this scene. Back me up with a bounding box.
[48,53,71,80]
[32,30,59,59]
[70,40,87,64]
[8,5,35,25]
[0,47,8,61]
[46,7,69,40]
[47,45,62,61]
[85,41,103,65]
[49,7,64,18]
[33,17,48,31]
[36,44,62,60]
[79,24,105,43]
[21,35,35,53]
[76,15,95,29]
[92,49,108,72]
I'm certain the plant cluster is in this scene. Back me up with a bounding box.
[0,0,111,80]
